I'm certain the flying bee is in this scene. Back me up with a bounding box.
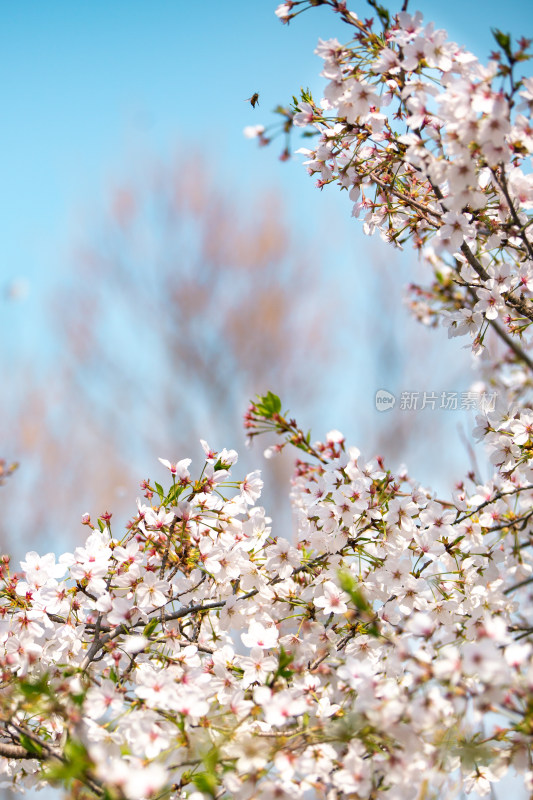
[245,92,260,108]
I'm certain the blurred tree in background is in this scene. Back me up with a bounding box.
[0,150,470,562]
[0,152,331,559]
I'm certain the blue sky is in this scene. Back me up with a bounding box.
[1,0,532,534]
[1,0,530,334]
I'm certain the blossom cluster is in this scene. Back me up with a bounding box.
[254,0,533,372]
[250,1,533,795]
[0,388,532,799]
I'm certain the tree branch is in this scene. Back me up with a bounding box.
[490,317,533,371]
[491,166,533,261]
[0,741,38,760]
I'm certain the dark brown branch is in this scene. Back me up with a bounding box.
[455,484,533,524]
[490,317,533,371]
[0,742,37,760]
[491,166,533,260]
[460,242,490,281]
[461,242,533,323]
[504,575,533,595]
[369,170,441,221]
[2,722,104,797]
[370,167,533,338]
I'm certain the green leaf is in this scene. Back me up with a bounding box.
[338,570,369,610]
[203,747,220,773]
[43,739,91,787]
[338,570,380,636]
[143,617,159,638]
[64,738,89,763]
[166,484,183,504]
[192,772,218,797]
[275,645,295,681]
[18,675,51,699]
[192,748,221,798]
[154,482,165,501]
[492,28,512,58]
[19,733,43,757]
[269,391,282,414]
[70,692,86,707]
[255,391,282,419]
